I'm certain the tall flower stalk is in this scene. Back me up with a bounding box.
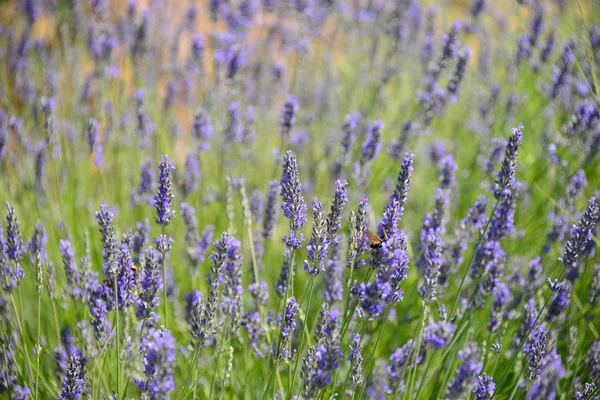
[153,155,175,329]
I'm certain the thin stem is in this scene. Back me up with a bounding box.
[405,304,429,400]
[289,277,316,394]
[114,275,121,397]
[35,292,42,400]
[357,308,390,399]
[161,226,169,330]
[179,345,201,400]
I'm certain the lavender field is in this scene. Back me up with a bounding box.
[1,0,600,399]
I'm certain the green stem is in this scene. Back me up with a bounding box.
[289,277,316,395]
[114,275,121,397]
[179,345,201,400]
[357,308,390,399]
[34,293,42,400]
[209,319,230,400]
[161,226,168,330]
[264,247,297,399]
[404,304,429,400]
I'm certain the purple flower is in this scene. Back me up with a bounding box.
[199,232,232,344]
[423,318,455,348]
[185,290,204,345]
[323,235,343,304]
[134,89,154,148]
[225,101,243,143]
[549,43,574,99]
[430,21,461,80]
[574,383,597,400]
[131,158,156,207]
[472,374,494,400]
[560,197,599,281]
[525,324,551,380]
[28,221,47,265]
[136,329,176,399]
[222,237,244,333]
[446,343,482,399]
[281,150,307,248]
[192,107,213,151]
[88,283,111,344]
[588,341,600,376]
[136,247,162,328]
[347,196,369,270]
[275,248,292,298]
[60,239,83,300]
[348,333,364,386]
[15,385,30,400]
[488,281,511,332]
[4,203,25,263]
[527,347,564,399]
[153,155,175,226]
[179,153,200,198]
[359,120,383,166]
[378,151,414,237]
[58,346,89,400]
[388,340,421,391]
[446,45,471,102]
[493,124,523,199]
[326,180,348,238]
[304,198,330,276]
[262,180,279,240]
[419,229,442,305]
[302,307,342,394]
[274,296,299,361]
[96,202,120,281]
[280,95,298,140]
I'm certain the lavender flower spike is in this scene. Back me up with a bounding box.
[58,346,89,400]
[419,229,442,305]
[95,202,120,281]
[493,124,523,199]
[136,329,176,398]
[560,197,599,281]
[280,95,298,140]
[304,198,330,276]
[262,180,279,240]
[472,374,495,400]
[446,343,482,399]
[281,150,307,249]
[274,296,299,361]
[5,203,25,263]
[154,155,176,226]
[326,179,348,238]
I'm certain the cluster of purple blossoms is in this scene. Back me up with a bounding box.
[472,374,495,400]
[153,155,175,226]
[273,296,299,361]
[301,306,343,397]
[1,203,25,290]
[560,197,599,281]
[493,124,523,200]
[379,151,414,237]
[58,346,89,400]
[136,247,162,329]
[280,150,307,249]
[352,231,409,318]
[446,343,482,399]
[304,198,330,276]
[136,329,176,399]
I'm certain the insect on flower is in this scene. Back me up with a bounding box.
[365,227,388,249]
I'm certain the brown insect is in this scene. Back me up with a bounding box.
[131,264,138,273]
[365,227,388,249]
